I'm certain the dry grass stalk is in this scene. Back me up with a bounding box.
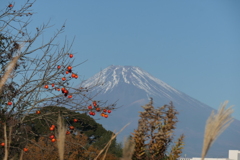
[102,132,115,160]
[3,123,8,160]
[120,137,135,160]
[57,112,66,160]
[19,150,24,160]
[3,123,12,160]
[201,100,234,160]
[94,123,130,160]
[0,55,20,94]
[8,126,12,150]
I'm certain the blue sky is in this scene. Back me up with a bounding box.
[3,0,240,120]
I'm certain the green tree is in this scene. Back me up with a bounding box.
[23,105,122,158]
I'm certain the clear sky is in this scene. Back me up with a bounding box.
[3,0,240,120]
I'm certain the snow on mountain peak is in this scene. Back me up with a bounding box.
[82,65,182,97]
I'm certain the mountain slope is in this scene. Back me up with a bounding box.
[80,65,240,158]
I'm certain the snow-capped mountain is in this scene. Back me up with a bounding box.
[80,65,240,158]
[83,65,181,96]
[82,65,208,108]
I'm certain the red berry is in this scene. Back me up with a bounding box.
[51,84,55,87]
[69,126,74,130]
[68,95,72,98]
[8,4,13,8]
[1,143,4,146]
[57,65,61,69]
[73,119,78,123]
[69,54,73,58]
[66,71,69,74]
[44,85,49,89]
[62,77,66,81]
[7,102,12,105]
[103,109,107,113]
[107,110,111,113]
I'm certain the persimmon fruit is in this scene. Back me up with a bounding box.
[93,101,97,107]
[67,66,72,70]
[88,105,92,110]
[50,125,55,131]
[49,135,55,139]
[23,148,28,152]
[69,126,74,130]
[89,111,92,115]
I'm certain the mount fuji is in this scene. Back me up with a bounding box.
[79,65,240,157]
